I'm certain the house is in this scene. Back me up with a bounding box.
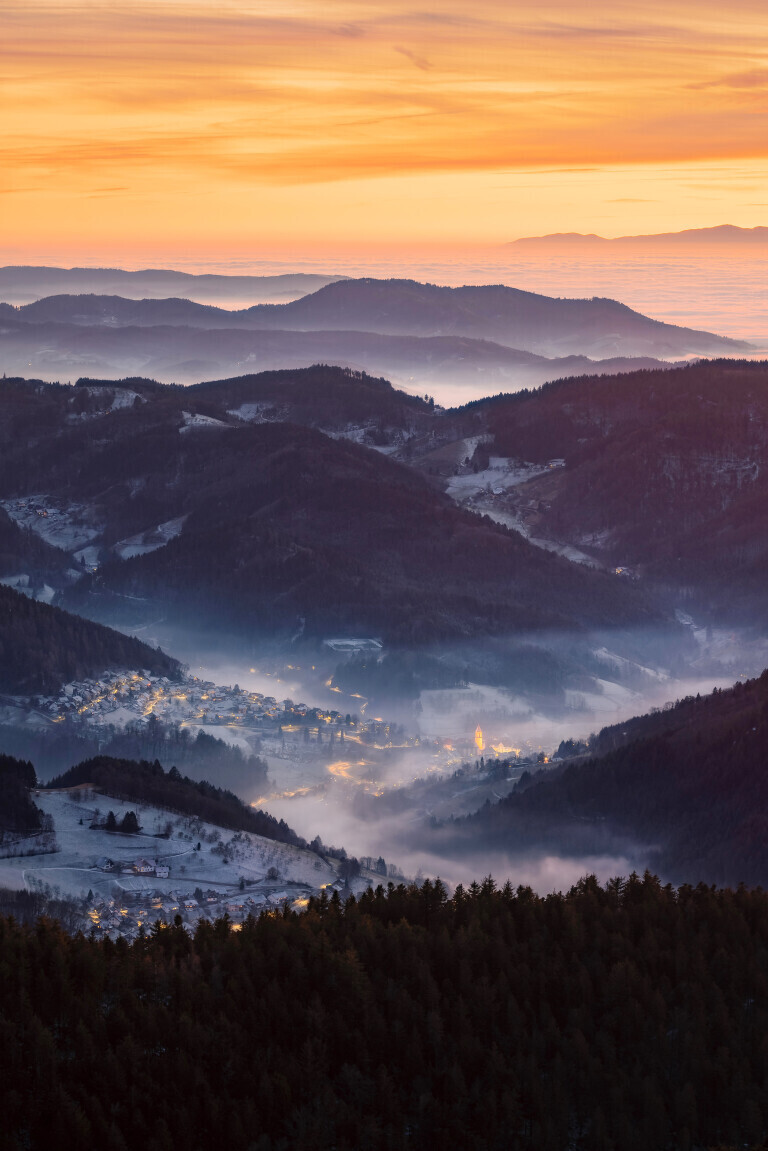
[95,856,115,871]
[155,864,170,879]
[183,898,199,911]
[133,858,155,874]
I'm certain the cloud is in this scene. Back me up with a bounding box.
[690,68,768,90]
[6,0,768,245]
[394,45,433,71]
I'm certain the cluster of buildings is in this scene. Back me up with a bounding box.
[85,885,314,941]
[32,668,410,754]
[95,855,170,879]
[35,670,349,732]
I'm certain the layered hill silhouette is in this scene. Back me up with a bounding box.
[508,224,768,249]
[453,669,768,886]
[0,266,338,305]
[5,279,749,358]
[231,278,749,357]
[0,277,749,395]
[0,309,671,394]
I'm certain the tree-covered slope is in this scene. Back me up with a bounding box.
[74,419,659,642]
[2,876,768,1149]
[454,359,768,621]
[0,376,659,643]
[458,669,768,886]
[0,584,179,693]
[0,754,41,835]
[46,755,298,846]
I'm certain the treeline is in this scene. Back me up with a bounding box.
[0,885,83,931]
[4,874,768,1149]
[0,717,268,790]
[46,756,304,848]
[0,584,179,694]
[0,753,40,835]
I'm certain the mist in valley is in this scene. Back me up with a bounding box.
[119,618,768,894]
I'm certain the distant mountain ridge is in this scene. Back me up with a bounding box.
[237,278,750,358]
[509,224,768,248]
[0,266,340,305]
[0,305,677,393]
[0,278,749,391]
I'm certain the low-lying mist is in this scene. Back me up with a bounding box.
[99,618,768,893]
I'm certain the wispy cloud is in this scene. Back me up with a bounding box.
[4,0,768,248]
[394,45,432,71]
[689,67,768,90]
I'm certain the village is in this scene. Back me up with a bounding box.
[30,667,416,758]
[0,786,384,944]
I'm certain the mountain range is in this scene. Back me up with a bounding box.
[0,277,751,394]
[508,224,768,249]
[0,308,671,395]
[4,355,767,636]
[0,266,339,306]
[0,365,680,723]
[0,373,655,642]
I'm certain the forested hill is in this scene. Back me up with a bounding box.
[238,278,749,357]
[0,506,68,584]
[46,755,301,846]
[0,374,661,642]
[188,364,434,437]
[73,419,659,642]
[0,584,179,693]
[7,279,748,359]
[452,359,768,623]
[3,876,768,1149]
[456,670,768,886]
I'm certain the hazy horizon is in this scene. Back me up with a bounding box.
[3,242,767,349]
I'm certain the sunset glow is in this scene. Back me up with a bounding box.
[4,0,768,261]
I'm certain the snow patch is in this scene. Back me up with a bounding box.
[591,647,670,683]
[228,402,282,423]
[0,573,30,589]
[180,411,231,432]
[73,545,101,572]
[113,516,187,560]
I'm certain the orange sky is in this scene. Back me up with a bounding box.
[3,0,768,260]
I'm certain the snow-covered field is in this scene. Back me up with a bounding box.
[0,788,365,938]
[113,515,187,559]
[1,495,101,551]
[180,411,231,432]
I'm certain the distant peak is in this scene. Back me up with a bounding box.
[508,224,768,247]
